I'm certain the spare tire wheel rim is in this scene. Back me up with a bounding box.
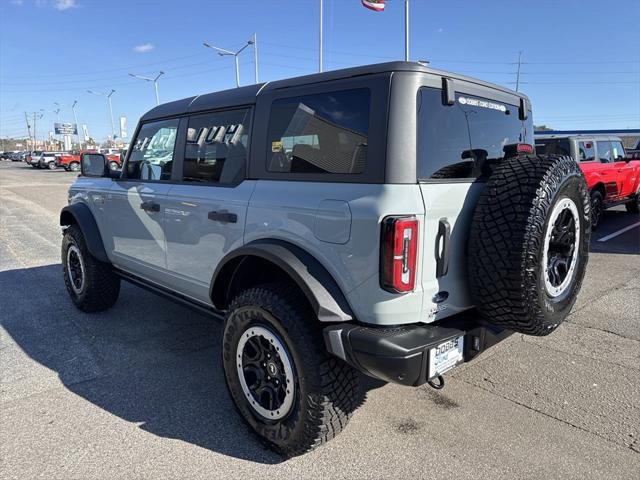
[236,325,295,420]
[66,244,85,295]
[543,197,580,297]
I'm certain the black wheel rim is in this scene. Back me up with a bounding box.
[236,325,294,420]
[591,196,602,227]
[66,245,84,294]
[547,207,577,289]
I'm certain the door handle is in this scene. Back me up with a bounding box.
[140,201,160,212]
[435,218,451,278]
[208,211,238,223]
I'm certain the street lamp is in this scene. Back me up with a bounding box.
[87,89,116,146]
[203,38,253,88]
[128,71,164,106]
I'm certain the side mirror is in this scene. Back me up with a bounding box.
[80,153,108,177]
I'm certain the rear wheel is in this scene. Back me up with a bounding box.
[108,161,119,171]
[222,283,360,457]
[625,194,639,214]
[47,161,56,170]
[69,162,80,172]
[62,225,120,312]
[590,190,604,229]
[468,154,590,336]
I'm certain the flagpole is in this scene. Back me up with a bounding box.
[319,0,323,72]
[404,0,409,61]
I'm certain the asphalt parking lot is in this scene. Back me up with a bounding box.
[1,160,638,480]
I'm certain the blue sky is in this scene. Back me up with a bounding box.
[1,0,639,143]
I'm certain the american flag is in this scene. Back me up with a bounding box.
[362,0,385,12]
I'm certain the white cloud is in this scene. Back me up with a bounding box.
[54,0,78,11]
[133,43,154,53]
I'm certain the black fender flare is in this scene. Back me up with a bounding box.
[59,203,109,263]
[210,239,354,322]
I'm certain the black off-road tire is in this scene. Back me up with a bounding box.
[62,225,120,312]
[590,190,604,230]
[468,154,590,336]
[222,283,360,457]
[625,195,639,214]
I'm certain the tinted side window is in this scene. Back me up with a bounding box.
[417,88,531,180]
[266,88,370,174]
[127,118,179,181]
[596,141,612,163]
[578,141,595,161]
[535,139,571,156]
[183,109,250,184]
[611,141,626,161]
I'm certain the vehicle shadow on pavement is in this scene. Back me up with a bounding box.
[0,264,383,464]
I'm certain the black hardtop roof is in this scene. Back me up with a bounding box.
[140,61,529,122]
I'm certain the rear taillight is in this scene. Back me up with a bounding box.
[380,216,418,293]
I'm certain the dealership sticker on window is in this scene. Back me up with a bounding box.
[271,140,283,152]
[458,96,507,112]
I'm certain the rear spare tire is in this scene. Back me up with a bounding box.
[468,154,590,336]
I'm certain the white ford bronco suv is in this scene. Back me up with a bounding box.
[60,62,590,456]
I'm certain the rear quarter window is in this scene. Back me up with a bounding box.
[535,139,571,156]
[417,87,532,181]
[266,88,370,175]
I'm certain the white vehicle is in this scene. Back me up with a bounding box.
[37,151,66,170]
[60,62,590,456]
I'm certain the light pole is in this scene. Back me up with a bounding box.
[53,108,60,149]
[203,38,253,88]
[252,33,259,84]
[404,0,410,61]
[87,89,116,146]
[319,0,323,72]
[128,71,164,106]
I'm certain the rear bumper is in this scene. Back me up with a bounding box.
[323,312,512,387]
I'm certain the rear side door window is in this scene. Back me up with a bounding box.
[266,88,370,175]
[578,141,595,161]
[182,108,251,185]
[126,118,179,181]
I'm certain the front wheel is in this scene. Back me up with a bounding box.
[62,225,120,312]
[69,162,80,172]
[590,190,604,229]
[108,161,119,171]
[222,283,360,457]
[48,161,57,170]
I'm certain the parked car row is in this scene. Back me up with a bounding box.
[534,134,640,228]
[0,150,30,162]
[0,149,124,171]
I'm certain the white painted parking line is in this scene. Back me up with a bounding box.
[597,221,640,242]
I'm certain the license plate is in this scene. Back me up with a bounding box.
[428,335,464,378]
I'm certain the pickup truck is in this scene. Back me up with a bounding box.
[57,150,121,172]
[535,134,640,228]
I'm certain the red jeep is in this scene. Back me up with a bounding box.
[535,135,640,228]
[57,149,121,172]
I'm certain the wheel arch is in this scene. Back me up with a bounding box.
[210,240,354,323]
[60,203,109,263]
[590,182,606,198]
